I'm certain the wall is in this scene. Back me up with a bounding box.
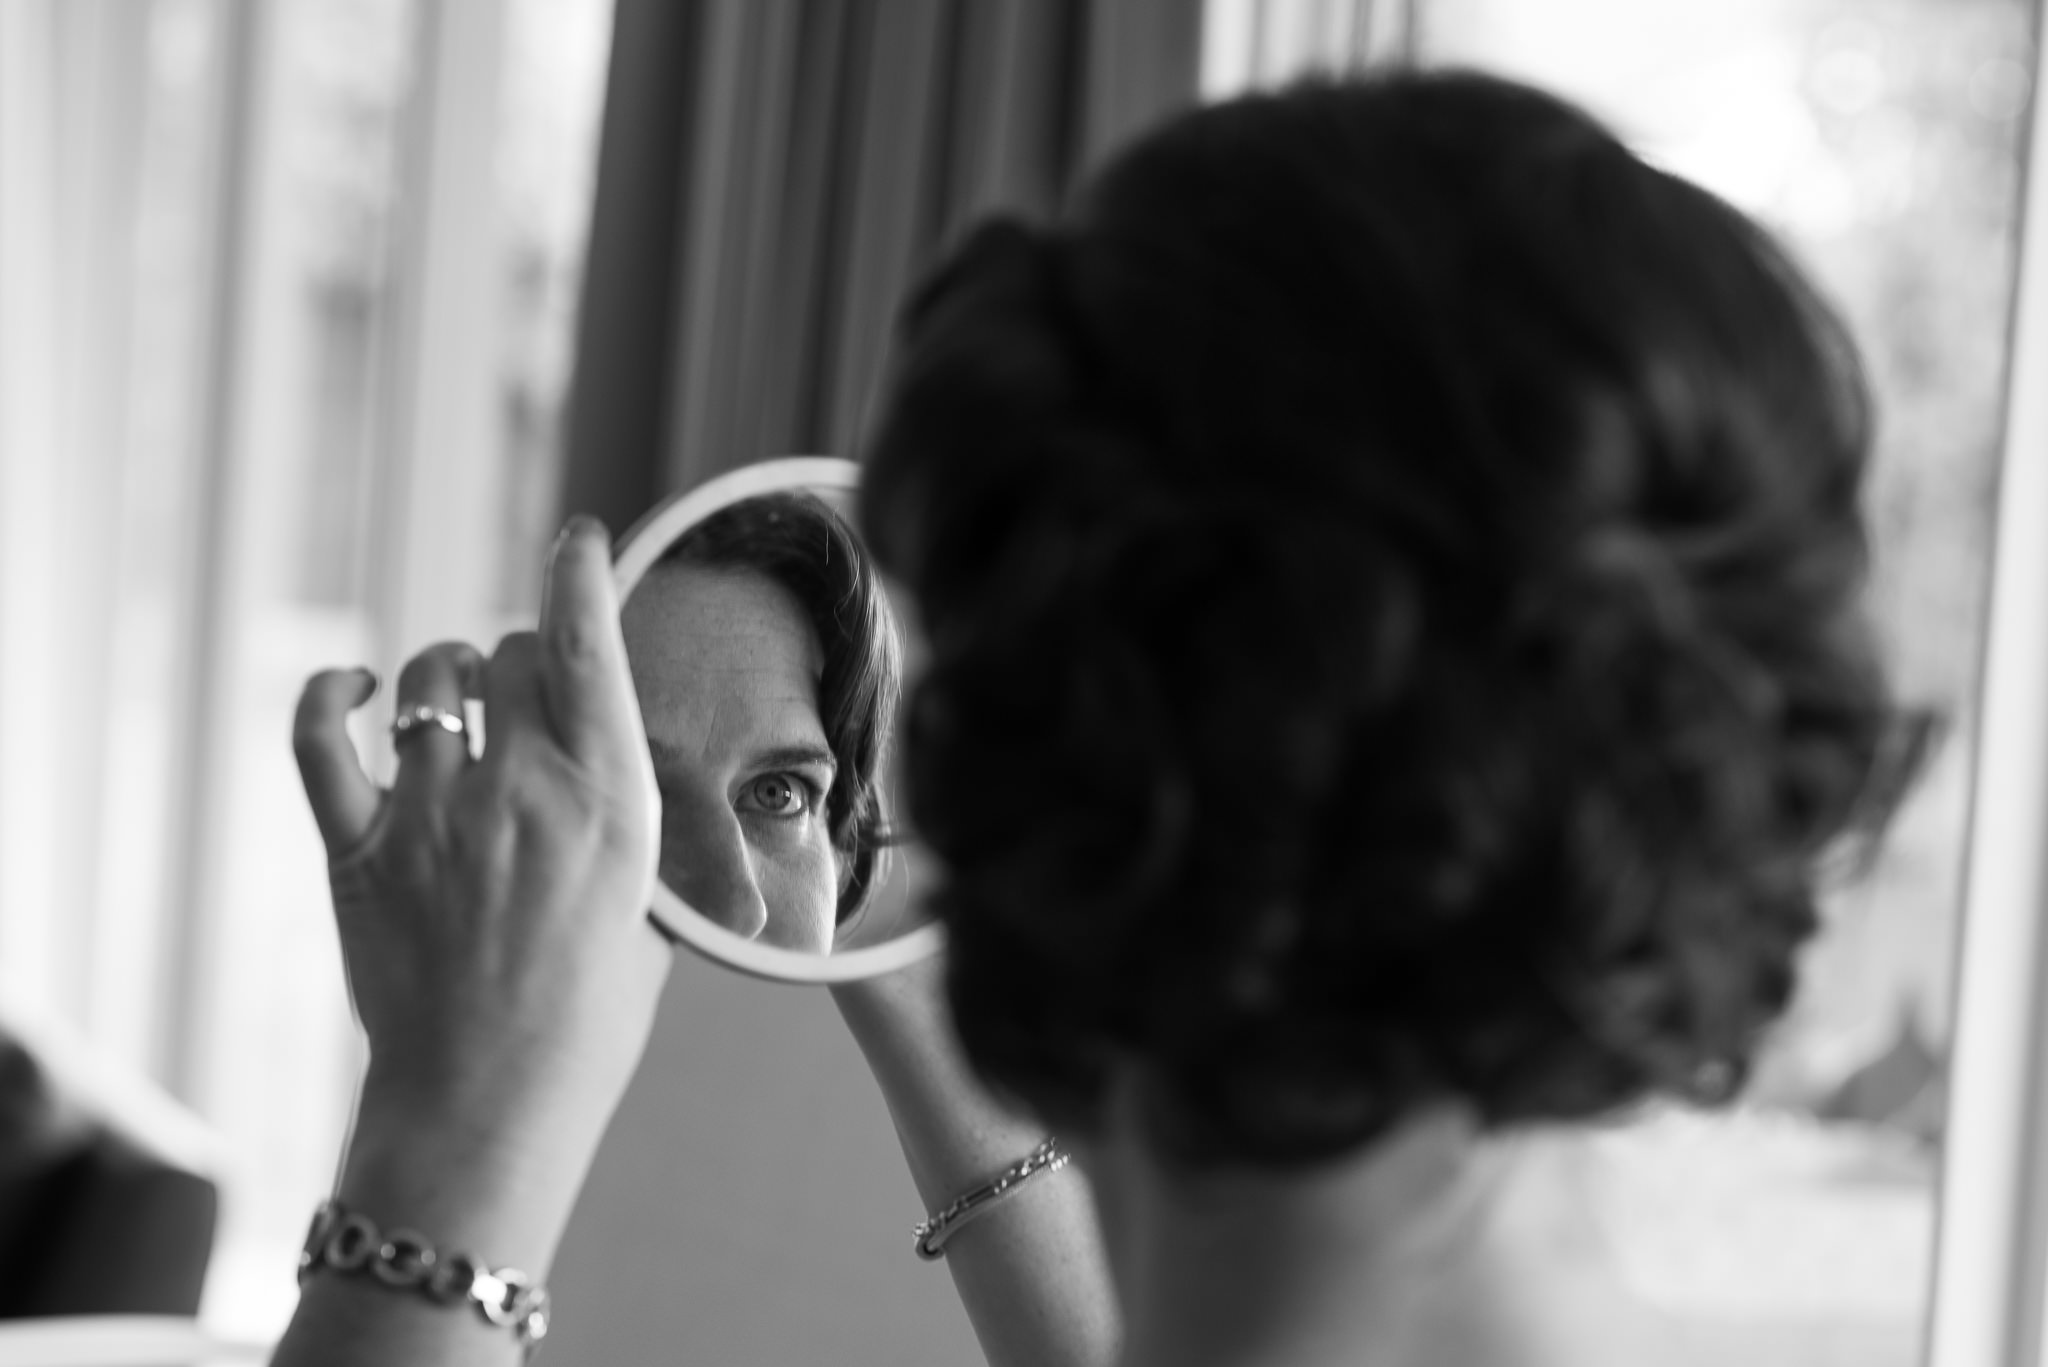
[547,948,982,1366]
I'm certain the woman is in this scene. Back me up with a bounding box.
[624,490,898,951]
[280,69,1919,1367]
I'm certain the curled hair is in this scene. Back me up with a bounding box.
[862,71,1930,1166]
[664,491,902,922]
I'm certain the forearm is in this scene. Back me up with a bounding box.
[270,1087,599,1367]
[833,964,1119,1367]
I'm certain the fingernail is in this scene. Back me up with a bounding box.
[550,514,603,567]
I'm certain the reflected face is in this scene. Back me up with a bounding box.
[621,564,842,954]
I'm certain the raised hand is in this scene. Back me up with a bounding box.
[289,517,670,1273]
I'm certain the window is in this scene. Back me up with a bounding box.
[0,0,613,1339]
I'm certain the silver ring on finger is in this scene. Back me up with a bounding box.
[390,703,466,745]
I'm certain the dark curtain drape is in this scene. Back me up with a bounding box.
[562,0,1203,531]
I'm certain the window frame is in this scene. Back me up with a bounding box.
[1928,6,2048,1365]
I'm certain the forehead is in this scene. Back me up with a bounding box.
[621,563,827,748]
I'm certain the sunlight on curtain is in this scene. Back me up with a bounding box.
[202,0,615,1336]
[1201,0,1414,94]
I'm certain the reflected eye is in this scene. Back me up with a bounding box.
[737,773,813,818]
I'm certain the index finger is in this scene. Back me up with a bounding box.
[538,515,649,776]
[293,667,383,855]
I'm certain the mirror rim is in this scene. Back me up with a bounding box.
[613,455,945,985]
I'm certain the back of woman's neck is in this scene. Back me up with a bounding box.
[1100,1108,1664,1367]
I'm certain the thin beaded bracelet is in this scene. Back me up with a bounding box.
[299,1199,550,1353]
[913,1138,1070,1260]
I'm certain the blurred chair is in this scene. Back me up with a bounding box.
[0,1316,263,1367]
[0,1008,219,1317]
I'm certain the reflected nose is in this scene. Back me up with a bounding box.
[658,789,769,941]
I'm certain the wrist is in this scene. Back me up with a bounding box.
[298,1197,552,1352]
[341,1085,603,1277]
[356,1041,624,1160]
[831,972,1055,1207]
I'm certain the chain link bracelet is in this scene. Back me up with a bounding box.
[913,1137,1070,1260]
[299,1199,550,1353]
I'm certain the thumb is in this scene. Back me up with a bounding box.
[538,516,653,785]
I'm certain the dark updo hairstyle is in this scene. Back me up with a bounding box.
[859,71,1930,1168]
[664,491,902,922]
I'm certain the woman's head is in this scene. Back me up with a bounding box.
[861,71,1924,1166]
[623,491,900,951]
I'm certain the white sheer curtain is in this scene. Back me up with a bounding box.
[1201,0,1416,97]
[0,0,611,1337]
[0,0,151,1064]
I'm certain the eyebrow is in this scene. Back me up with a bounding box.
[646,737,838,778]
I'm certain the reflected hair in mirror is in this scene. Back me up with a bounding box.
[661,490,903,923]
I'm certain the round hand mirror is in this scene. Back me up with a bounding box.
[613,457,942,984]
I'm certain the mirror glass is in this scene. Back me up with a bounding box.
[613,457,941,984]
